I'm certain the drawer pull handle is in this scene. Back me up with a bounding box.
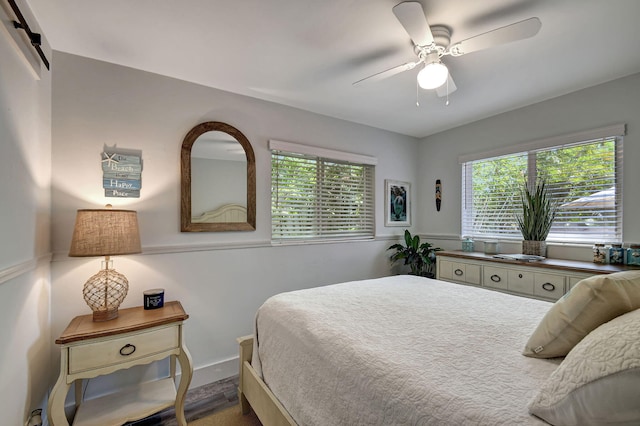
[454,269,463,276]
[490,274,501,283]
[542,282,556,292]
[518,273,523,278]
[119,344,136,356]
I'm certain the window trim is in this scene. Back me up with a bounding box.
[458,123,626,164]
[269,140,378,165]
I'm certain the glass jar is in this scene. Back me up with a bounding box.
[608,243,624,265]
[461,237,474,252]
[592,243,607,263]
[627,244,640,266]
[484,240,499,255]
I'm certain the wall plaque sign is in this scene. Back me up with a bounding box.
[101,150,142,198]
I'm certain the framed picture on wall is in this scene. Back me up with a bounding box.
[385,179,410,226]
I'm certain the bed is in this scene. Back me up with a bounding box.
[237,273,640,425]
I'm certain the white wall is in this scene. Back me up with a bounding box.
[50,52,419,393]
[0,2,52,424]
[417,72,640,260]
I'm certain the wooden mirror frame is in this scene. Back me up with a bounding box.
[181,122,256,232]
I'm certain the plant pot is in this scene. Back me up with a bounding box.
[522,240,547,257]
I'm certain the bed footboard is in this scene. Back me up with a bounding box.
[237,335,297,426]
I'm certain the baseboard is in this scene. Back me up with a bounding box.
[188,356,239,389]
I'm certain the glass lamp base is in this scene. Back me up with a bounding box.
[83,267,129,322]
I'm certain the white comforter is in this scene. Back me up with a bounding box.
[253,275,561,425]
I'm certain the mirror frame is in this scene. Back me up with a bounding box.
[181,121,256,232]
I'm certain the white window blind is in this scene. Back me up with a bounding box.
[270,141,376,241]
[461,131,623,243]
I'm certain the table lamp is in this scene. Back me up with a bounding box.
[69,205,142,321]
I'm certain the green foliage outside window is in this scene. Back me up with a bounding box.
[272,153,374,240]
[465,139,618,242]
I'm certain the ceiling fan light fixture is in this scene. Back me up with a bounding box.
[417,60,448,90]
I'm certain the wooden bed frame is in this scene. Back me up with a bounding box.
[237,336,297,426]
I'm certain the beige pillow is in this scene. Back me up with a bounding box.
[529,308,640,425]
[523,270,640,358]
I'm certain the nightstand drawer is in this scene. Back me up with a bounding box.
[69,326,178,374]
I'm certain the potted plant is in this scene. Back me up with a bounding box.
[515,178,558,257]
[388,230,442,278]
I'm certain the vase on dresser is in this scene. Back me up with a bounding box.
[522,240,547,257]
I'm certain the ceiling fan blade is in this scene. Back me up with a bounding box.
[353,60,420,86]
[435,74,457,97]
[392,1,434,47]
[448,17,541,56]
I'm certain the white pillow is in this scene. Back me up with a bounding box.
[529,308,640,425]
[523,270,640,358]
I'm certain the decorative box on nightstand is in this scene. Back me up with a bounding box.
[47,301,193,426]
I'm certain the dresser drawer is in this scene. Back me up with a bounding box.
[69,326,179,374]
[508,270,534,295]
[533,273,565,300]
[483,266,508,290]
[567,272,594,290]
[439,260,480,284]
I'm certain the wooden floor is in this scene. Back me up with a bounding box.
[125,376,240,425]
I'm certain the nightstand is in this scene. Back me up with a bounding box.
[47,301,193,426]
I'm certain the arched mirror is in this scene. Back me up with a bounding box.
[181,122,256,232]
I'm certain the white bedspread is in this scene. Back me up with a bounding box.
[253,275,561,425]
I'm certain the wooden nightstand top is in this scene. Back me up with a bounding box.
[56,301,189,345]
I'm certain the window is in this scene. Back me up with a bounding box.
[270,140,376,241]
[461,125,624,243]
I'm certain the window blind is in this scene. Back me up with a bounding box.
[271,142,375,241]
[462,135,623,243]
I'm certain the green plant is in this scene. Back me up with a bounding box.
[388,230,442,278]
[515,178,558,241]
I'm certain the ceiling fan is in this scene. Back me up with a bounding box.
[354,1,542,97]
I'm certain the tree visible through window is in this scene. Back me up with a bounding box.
[462,137,622,243]
[272,151,375,241]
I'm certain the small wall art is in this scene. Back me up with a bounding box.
[385,179,410,226]
[101,147,143,198]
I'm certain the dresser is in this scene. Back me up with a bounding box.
[47,301,192,426]
[436,251,635,301]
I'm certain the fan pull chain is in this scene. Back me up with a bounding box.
[445,77,450,106]
[416,79,420,107]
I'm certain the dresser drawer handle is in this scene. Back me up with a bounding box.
[454,269,463,276]
[490,274,501,283]
[542,282,556,292]
[119,343,136,356]
[518,273,523,278]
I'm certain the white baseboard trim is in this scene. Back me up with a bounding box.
[188,356,239,389]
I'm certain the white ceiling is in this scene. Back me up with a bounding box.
[27,0,640,138]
